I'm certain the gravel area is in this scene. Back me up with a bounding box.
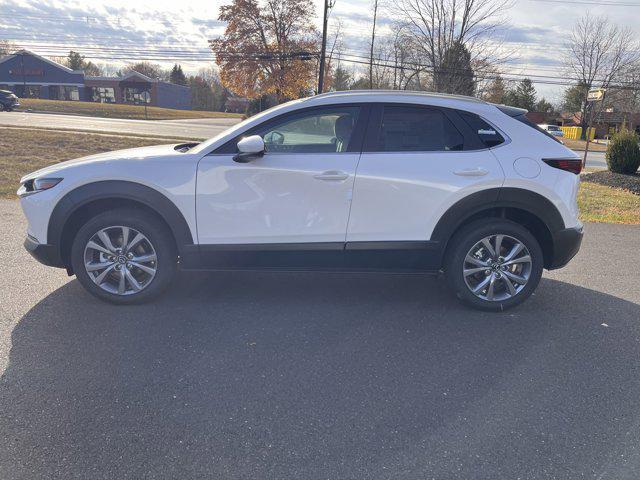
[583,170,640,195]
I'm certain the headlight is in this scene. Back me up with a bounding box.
[17,177,63,197]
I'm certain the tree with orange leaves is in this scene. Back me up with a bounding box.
[210,0,319,102]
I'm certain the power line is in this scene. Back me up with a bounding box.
[4,39,639,91]
[525,0,640,5]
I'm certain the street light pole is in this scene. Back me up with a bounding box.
[317,0,329,94]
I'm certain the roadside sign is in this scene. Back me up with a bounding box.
[141,91,151,103]
[587,88,606,102]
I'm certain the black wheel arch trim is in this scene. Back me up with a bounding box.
[48,180,194,262]
[431,187,566,264]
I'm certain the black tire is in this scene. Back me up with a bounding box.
[70,208,177,304]
[444,219,544,311]
[0,103,5,112]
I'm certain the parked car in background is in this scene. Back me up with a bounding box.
[18,91,583,311]
[0,89,19,111]
[538,124,564,137]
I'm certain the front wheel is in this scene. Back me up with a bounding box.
[70,208,177,304]
[444,219,544,311]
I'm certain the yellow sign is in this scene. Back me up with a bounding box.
[587,88,606,102]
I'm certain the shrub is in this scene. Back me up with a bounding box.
[606,128,640,174]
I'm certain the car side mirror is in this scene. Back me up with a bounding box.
[233,135,265,163]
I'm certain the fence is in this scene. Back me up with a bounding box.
[560,126,596,141]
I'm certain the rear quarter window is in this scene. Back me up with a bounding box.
[458,112,505,148]
[513,114,562,143]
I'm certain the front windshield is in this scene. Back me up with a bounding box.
[189,99,305,155]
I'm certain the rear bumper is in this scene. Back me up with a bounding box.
[548,225,583,269]
[24,235,65,268]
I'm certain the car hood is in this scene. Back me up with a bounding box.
[21,143,183,182]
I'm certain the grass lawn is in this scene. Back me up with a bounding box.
[579,181,640,224]
[561,138,607,152]
[18,98,243,121]
[0,128,189,198]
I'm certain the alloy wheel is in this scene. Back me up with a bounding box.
[463,234,533,302]
[83,226,157,295]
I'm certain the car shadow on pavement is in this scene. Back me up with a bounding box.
[2,272,640,479]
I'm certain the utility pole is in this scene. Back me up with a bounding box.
[369,0,378,89]
[583,88,606,168]
[317,0,330,94]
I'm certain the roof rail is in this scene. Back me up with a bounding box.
[311,89,487,104]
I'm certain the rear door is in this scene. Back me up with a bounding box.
[346,103,505,245]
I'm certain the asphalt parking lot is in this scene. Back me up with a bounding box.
[1,199,640,479]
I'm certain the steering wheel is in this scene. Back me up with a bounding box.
[264,131,285,146]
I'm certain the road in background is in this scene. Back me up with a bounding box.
[0,111,240,139]
[0,112,608,168]
[1,199,640,479]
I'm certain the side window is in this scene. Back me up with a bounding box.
[376,106,464,152]
[256,106,360,154]
[459,111,505,148]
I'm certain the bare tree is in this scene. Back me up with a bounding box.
[0,40,19,57]
[394,0,512,94]
[565,13,640,138]
[388,24,426,90]
[322,18,344,91]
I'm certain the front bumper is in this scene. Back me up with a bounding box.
[548,225,583,269]
[24,235,65,268]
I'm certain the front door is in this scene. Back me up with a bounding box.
[196,105,365,246]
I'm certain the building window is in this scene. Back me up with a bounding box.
[15,85,41,98]
[90,87,116,103]
[49,86,80,101]
[124,86,151,104]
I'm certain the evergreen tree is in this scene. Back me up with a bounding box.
[435,41,475,96]
[332,66,352,91]
[535,98,554,114]
[170,64,188,86]
[65,50,102,76]
[505,78,537,110]
[67,51,85,70]
[562,82,589,112]
[514,78,537,111]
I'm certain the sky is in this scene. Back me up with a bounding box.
[0,0,639,102]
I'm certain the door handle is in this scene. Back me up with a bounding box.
[314,170,349,181]
[453,167,489,177]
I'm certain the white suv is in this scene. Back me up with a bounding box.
[18,91,583,310]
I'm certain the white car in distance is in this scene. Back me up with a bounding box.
[18,91,583,311]
[538,124,565,137]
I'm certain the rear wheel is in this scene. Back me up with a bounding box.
[445,219,543,311]
[70,208,177,304]
[0,103,5,112]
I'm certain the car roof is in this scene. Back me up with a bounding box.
[300,90,496,113]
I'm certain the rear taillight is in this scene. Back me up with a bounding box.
[542,158,582,174]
